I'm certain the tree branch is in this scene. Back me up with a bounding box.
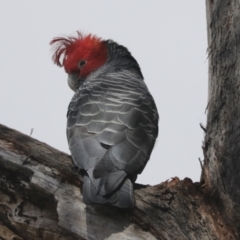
[0,124,234,239]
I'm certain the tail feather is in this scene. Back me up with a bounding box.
[88,168,127,196]
[113,179,134,208]
[82,176,115,204]
[82,175,134,208]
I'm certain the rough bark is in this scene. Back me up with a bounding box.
[202,0,240,237]
[1,1,240,239]
[0,123,234,240]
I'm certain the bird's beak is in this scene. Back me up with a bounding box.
[68,73,79,92]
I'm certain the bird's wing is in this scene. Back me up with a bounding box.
[67,70,158,196]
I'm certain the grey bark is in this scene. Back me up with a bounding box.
[202,0,240,236]
[0,124,234,239]
[1,0,240,239]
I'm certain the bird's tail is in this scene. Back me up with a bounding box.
[82,173,134,208]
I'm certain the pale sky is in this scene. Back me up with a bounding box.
[0,1,207,185]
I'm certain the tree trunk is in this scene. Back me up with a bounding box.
[0,1,240,239]
[202,0,240,236]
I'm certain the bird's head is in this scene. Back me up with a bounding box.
[50,32,108,91]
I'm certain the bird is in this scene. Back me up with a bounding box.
[50,32,159,208]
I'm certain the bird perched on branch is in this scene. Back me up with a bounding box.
[50,32,159,208]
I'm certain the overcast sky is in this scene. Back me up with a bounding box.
[0,1,207,185]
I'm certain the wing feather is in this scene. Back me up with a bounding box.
[67,69,158,207]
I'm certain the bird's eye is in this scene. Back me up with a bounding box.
[79,60,86,67]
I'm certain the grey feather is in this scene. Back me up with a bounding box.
[80,103,100,116]
[87,122,107,133]
[113,179,134,208]
[76,115,92,126]
[117,109,143,129]
[88,167,127,195]
[99,130,125,146]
